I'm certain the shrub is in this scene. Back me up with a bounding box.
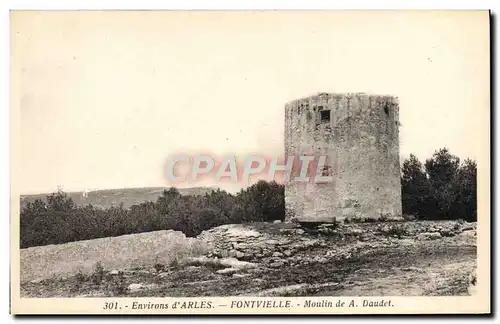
[109,272,128,296]
[91,261,105,286]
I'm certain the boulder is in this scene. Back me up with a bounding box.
[317,257,328,264]
[216,268,239,275]
[228,250,245,259]
[219,257,258,270]
[269,261,285,268]
[128,283,143,292]
[439,229,456,237]
[233,242,249,250]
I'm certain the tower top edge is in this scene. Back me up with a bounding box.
[285,92,399,107]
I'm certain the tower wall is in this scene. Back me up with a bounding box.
[284,93,402,222]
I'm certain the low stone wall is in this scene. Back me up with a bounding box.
[20,230,210,283]
[199,221,476,263]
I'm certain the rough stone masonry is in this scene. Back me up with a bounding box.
[284,92,402,222]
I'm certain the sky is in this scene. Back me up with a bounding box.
[11,11,490,194]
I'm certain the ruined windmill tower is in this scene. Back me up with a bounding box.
[284,93,402,222]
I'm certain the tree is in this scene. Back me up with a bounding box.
[424,148,461,219]
[237,180,285,222]
[401,154,430,218]
[401,148,477,221]
[22,199,47,217]
[46,190,76,212]
[452,159,477,221]
[156,188,181,214]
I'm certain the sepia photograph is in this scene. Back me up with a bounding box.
[9,10,490,314]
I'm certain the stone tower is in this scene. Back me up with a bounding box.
[284,92,402,222]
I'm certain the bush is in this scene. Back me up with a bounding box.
[91,261,105,286]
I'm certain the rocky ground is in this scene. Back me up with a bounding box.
[21,219,477,297]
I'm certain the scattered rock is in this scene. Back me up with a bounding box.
[144,283,159,290]
[417,232,442,240]
[128,283,144,292]
[269,261,285,268]
[233,242,249,250]
[295,229,305,235]
[216,268,239,275]
[439,229,456,237]
[273,220,282,224]
[228,249,245,259]
[272,252,284,258]
[219,257,258,270]
[461,224,475,232]
[348,228,363,235]
[224,226,261,238]
[109,270,120,275]
[242,253,254,261]
[354,269,372,275]
[401,267,425,273]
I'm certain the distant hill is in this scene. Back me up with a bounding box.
[20,186,218,210]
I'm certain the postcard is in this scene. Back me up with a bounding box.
[10,10,490,315]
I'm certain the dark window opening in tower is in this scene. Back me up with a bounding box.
[384,105,390,116]
[322,164,333,176]
[320,110,331,122]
